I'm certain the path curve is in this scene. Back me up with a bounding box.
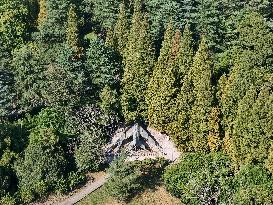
[58,174,108,205]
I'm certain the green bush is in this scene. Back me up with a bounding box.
[163,152,234,205]
[106,155,168,202]
[0,194,16,205]
[75,130,106,172]
[105,155,142,201]
[231,164,273,204]
[66,171,86,191]
[15,128,67,203]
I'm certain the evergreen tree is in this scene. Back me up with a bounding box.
[38,0,71,42]
[231,78,273,167]
[156,30,181,131]
[188,37,213,152]
[38,0,47,26]
[12,43,46,113]
[121,0,155,123]
[86,39,121,98]
[208,107,221,152]
[144,0,182,43]
[175,24,194,84]
[147,21,174,130]
[196,0,225,51]
[42,44,85,107]
[219,12,273,146]
[66,4,80,52]
[166,25,195,150]
[111,3,129,55]
[0,0,29,51]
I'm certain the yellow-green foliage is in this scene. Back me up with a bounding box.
[121,0,155,123]
[112,3,129,55]
[147,21,175,131]
[188,37,213,152]
[67,4,80,52]
[208,107,222,152]
[171,37,213,152]
[166,25,195,150]
[38,0,47,26]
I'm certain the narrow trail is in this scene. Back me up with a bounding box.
[58,175,108,205]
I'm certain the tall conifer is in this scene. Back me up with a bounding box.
[188,37,213,152]
[113,3,129,55]
[147,21,174,129]
[121,0,155,123]
[167,25,195,150]
[67,4,80,52]
[38,0,47,26]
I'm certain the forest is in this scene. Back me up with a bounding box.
[0,0,273,204]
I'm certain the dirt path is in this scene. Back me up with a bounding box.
[59,174,108,205]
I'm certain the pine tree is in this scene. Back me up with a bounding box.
[147,21,174,129]
[38,0,71,42]
[121,0,155,123]
[38,0,47,26]
[231,78,273,167]
[0,0,29,51]
[112,3,129,55]
[188,37,213,152]
[196,0,225,51]
[219,12,273,150]
[66,4,80,52]
[175,24,194,85]
[208,107,221,152]
[166,25,195,150]
[148,30,181,131]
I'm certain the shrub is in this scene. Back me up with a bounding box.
[74,130,106,172]
[105,155,142,201]
[163,152,234,205]
[0,194,16,205]
[15,128,67,203]
[66,171,86,191]
[106,155,168,202]
[231,164,273,204]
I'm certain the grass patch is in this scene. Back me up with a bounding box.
[77,184,183,205]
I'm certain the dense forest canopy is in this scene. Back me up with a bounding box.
[0,0,273,204]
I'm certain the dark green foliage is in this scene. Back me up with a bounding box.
[1,0,273,202]
[12,43,45,112]
[38,0,72,42]
[90,0,128,29]
[163,152,234,205]
[86,39,121,96]
[0,50,14,118]
[0,166,11,197]
[75,130,106,172]
[42,44,85,107]
[195,0,225,51]
[144,0,182,42]
[106,155,167,201]
[15,128,67,203]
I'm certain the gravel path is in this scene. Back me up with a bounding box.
[59,174,108,205]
